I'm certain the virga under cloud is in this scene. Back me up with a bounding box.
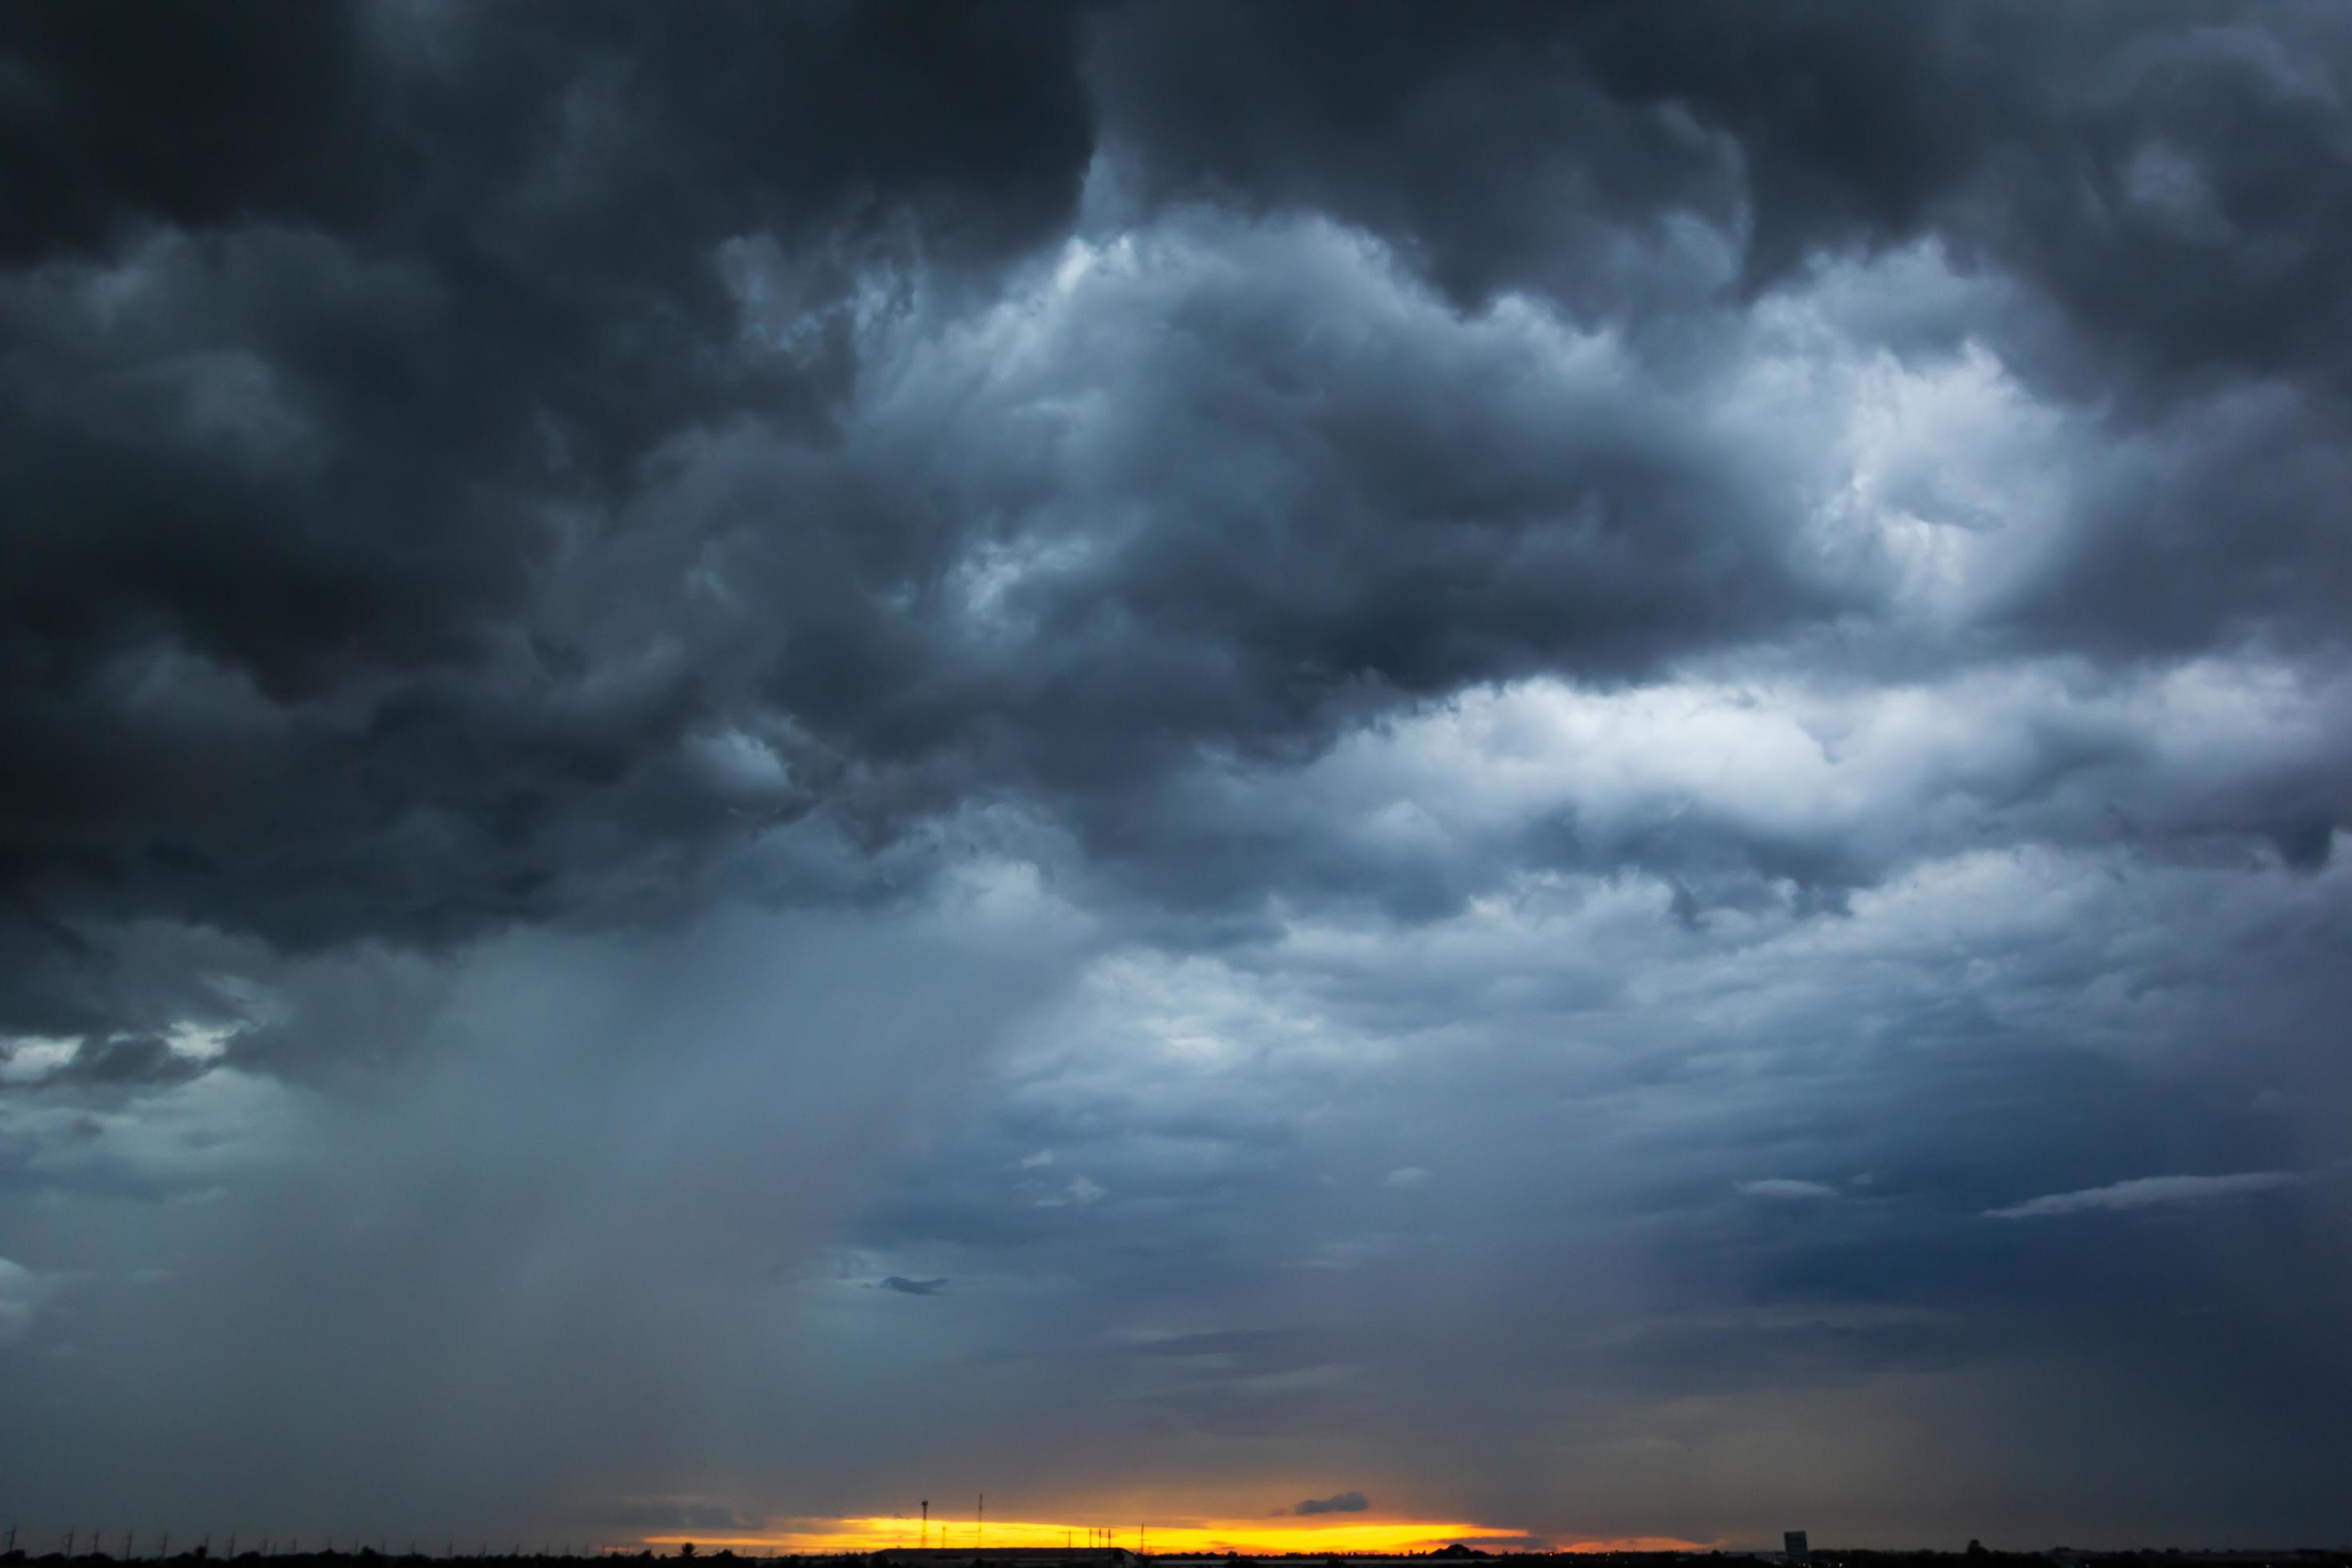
[3,0,2349,1553]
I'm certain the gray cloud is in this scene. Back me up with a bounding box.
[1987,1171,2309,1220]
[3,1,2350,1552]
[1736,1180,1841,1202]
[1094,2,2352,401]
[6,0,2348,1033]
[1290,1491,1368,1517]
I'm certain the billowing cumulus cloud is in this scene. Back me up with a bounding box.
[3,0,2350,1553]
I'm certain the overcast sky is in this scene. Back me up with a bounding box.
[5,1,2352,1553]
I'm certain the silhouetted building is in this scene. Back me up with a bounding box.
[1786,1534,1809,1562]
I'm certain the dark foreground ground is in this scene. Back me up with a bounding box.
[6,1549,2350,1566]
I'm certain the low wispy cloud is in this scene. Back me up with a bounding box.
[1736,1178,1840,1201]
[1033,1174,1106,1208]
[1290,1490,1369,1516]
[1987,1171,2304,1220]
[878,1276,950,1297]
[1382,1166,1432,1190]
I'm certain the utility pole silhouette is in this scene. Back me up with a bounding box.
[975,1498,982,1553]
[920,1504,927,1552]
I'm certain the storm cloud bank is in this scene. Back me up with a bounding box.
[4,1,2350,1552]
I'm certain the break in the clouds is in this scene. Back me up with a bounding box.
[4,0,2350,1554]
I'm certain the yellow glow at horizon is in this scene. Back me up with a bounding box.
[638,1518,1707,1556]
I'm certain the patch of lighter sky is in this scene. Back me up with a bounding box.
[1,1034,83,1083]
[0,1062,320,1190]
[165,1019,239,1061]
[1277,650,2345,886]
[686,727,793,800]
[1730,244,2074,626]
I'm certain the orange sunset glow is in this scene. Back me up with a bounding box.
[638,1517,1710,1557]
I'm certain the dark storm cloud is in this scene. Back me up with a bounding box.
[0,3,372,259]
[1094,0,2352,666]
[1095,1,2352,398]
[7,0,2350,1038]
[6,2,2352,1550]
[1,0,1096,1024]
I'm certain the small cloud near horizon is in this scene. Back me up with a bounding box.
[878,1276,949,1296]
[1290,1490,1369,1516]
[1736,1178,1840,1201]
[1987,1170,2304,1219]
